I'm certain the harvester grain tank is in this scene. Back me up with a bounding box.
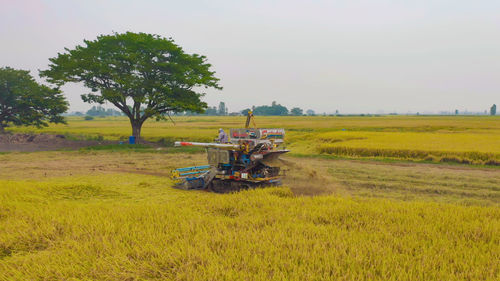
[171,111,289,193]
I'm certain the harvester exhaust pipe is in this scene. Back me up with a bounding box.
[174,141,241,150]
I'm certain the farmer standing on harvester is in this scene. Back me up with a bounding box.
[217,128,228,143]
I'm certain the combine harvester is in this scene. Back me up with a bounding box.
[171,111,289,193]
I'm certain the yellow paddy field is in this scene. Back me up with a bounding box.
[0,151,499,280]
[11,115,500,165]
[1,115,499,280]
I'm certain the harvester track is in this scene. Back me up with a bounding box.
[207,179,281,193]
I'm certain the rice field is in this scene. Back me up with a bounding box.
[313,131,500,165]
[2,116,499,279]
[10,115,500,165]
[0,151,499,280]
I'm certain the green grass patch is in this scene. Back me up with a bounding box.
[160,146,205,154]
[79,144,205,154]
[80,144,152,151]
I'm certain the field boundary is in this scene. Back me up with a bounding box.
[317,145,500,166]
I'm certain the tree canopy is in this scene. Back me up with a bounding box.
[241,102,290,116]
[290,107,303,116]
[306,109,315,116]
[251,101,289,116]
[40,32,221,141]
[0,67,67,133]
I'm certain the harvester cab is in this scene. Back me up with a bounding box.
[171,111,289,193]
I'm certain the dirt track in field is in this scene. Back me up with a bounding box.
[1,150,498,205]
[0,133,112,152]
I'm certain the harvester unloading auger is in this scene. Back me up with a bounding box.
[171,111,289,193]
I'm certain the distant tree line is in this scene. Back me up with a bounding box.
[178,102,229,116]
[67,106,124,117]
[452,105,497,116]
[204,102,228,115]
[241,101,316,116]
[176,101,317,116]
[86,106,124,117]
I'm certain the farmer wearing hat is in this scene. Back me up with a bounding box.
[217,128,228,143]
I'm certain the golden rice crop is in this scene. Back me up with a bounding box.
[1,144,499,280]
[9,115,500,165]
[1,173,499,280]
[312,131,500,165]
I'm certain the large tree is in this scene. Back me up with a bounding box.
[0,67,67,133]
[41,32,221,142]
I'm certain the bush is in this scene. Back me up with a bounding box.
[84,116,94,121]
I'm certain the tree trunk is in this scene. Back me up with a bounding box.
[0,123,5,134]
[131,120,142,144]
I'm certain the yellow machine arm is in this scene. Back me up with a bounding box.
[245,110,257,128]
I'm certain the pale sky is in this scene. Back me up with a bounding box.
[1,0,499,114]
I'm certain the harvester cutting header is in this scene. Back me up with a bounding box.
[172,111,289,193]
